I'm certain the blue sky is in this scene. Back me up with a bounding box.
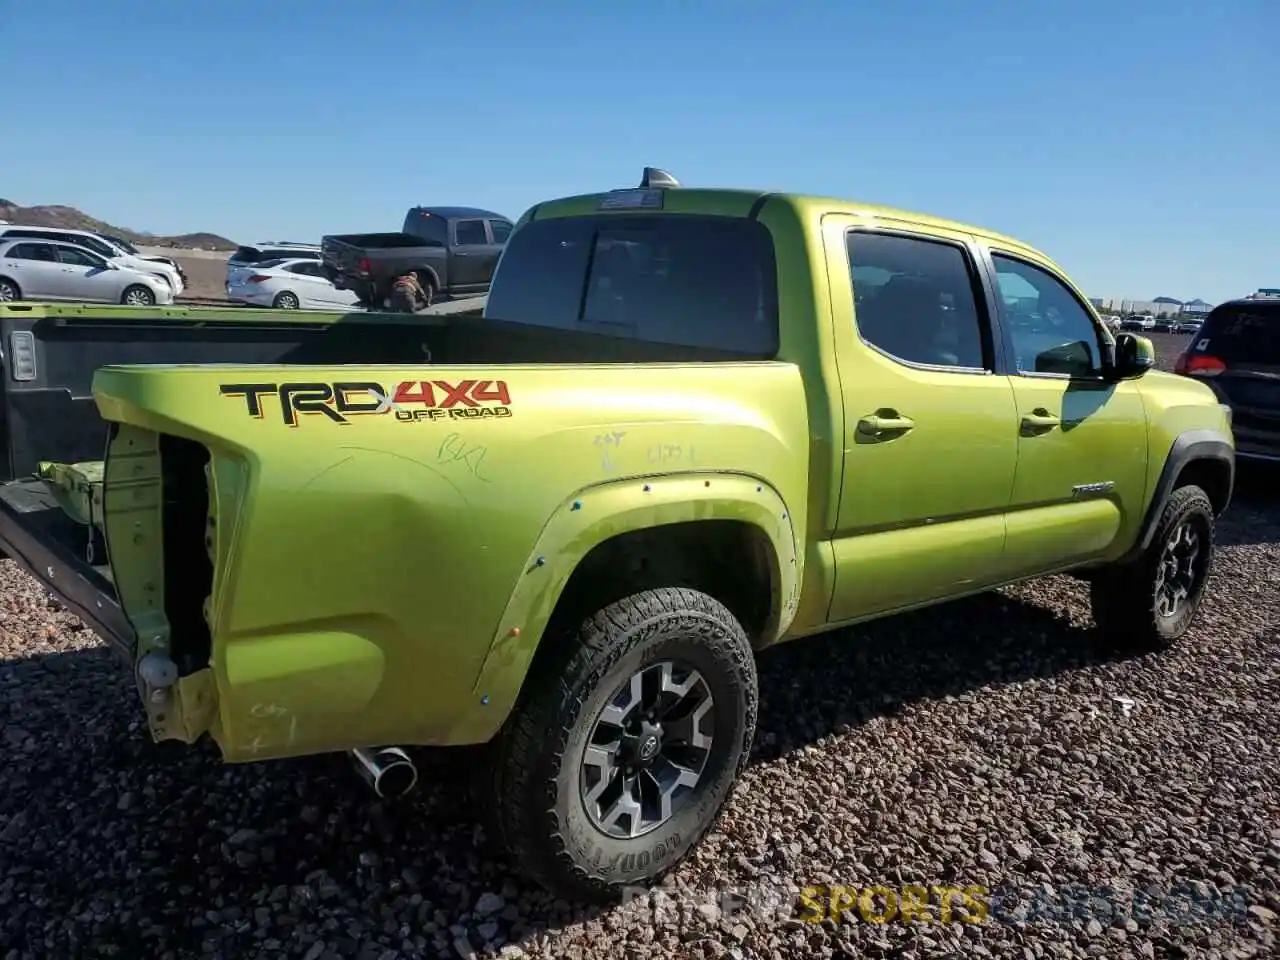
[3,0,1275,302]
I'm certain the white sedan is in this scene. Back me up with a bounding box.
[226,258,361,310]
[0,239,175,305]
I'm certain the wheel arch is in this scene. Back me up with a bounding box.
[1123,429,1234,563]
[452,472,801,744]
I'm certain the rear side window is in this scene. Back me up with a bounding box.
[230,246,260,264]
[485,214,778,355]
[847,231,988,370]
[1196,302,1280,363]
[455,219,488,245]
[264,247,320,261]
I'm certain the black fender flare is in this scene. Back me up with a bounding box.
[1121,429,1234,564]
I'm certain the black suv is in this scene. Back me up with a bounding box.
[1175,297,1279,462]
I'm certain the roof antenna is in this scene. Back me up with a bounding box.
[640,167,681,189]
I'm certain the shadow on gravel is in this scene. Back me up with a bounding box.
[750,588,1136,763]
[0,585,1148,956]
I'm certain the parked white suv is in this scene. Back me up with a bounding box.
[0,226,185,296]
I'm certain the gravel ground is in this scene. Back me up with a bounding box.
[2,333,1277,959]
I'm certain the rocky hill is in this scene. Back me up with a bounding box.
[0,197,235,251]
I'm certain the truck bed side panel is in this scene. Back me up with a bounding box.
[89,361,812,760]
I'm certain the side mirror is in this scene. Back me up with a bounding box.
[1111,332,1156,380]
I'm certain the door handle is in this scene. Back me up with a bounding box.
[857,412,916,438]
[1021,409,1061,433]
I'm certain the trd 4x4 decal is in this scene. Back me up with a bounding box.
[220,379,513,427]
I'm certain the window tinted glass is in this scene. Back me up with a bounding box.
[402,211,448,245]
[84,236,117,257]
[1196,302,1280,363]
[286,261,321,276]
[847,232,987,369]
[13,243,57,261]
[57,246,102,267]
[266,248,319,261]
[230,246,260,264]
[490,220,513,244]
[992,254,1102,376]
[455,219,488,245]
[485,214,778,355]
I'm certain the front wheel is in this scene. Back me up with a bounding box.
[0,278,21,301]
[1090,484,1215,649]
[486,587,758,902]
[121,284,155,306]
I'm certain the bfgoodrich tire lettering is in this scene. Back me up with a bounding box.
[486,587,758,902]
[1090,484,1215,648]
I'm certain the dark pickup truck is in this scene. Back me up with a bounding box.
[321,206,512,308]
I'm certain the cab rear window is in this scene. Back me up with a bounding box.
[485,214,778,356]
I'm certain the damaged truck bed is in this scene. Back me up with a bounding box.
[0,299,487,664]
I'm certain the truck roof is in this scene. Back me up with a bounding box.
[407,206,509,222]
[529,186,1049,264]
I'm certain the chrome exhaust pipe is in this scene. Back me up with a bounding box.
[349,746,419,799]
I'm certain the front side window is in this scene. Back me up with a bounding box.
[993,254,1103,377]
[846,231,988,370]
[485,214,779,355]
[490,220,513,244]
[56,246,104,268]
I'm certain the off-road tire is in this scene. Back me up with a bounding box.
[1090,484,1215,649]
[486,587,758,903]
[0,278,20,301]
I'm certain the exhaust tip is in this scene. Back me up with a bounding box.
[350,746,419,799]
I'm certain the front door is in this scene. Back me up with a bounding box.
[54,245,113,300]
[983,249,1149,576]
[825,218,1020,623]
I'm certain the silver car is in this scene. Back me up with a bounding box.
[0,239,175,305]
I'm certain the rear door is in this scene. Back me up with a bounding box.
[823,218,1020,622]
[1181,301,1280,459]
[3,242,63,298]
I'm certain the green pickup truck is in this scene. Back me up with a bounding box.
[0,169,1234,902]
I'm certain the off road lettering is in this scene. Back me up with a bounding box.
[220,378,513,425]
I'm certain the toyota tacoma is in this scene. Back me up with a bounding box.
[0,169,1235,902]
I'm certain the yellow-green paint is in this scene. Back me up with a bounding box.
[80,186,1232,763]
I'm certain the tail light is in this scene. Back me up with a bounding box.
[1174,352,1226,377]
[248,274,271,284]
[357,258,372,276]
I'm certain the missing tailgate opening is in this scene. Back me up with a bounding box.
[159,435,213,676]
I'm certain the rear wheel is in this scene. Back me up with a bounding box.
[1090,484,1215,649]
[0,278,20,301]
[486,587,758,903]
[121,285,155,306]
[272,291,300,309]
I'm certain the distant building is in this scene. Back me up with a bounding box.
[1091,296,1217,317]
